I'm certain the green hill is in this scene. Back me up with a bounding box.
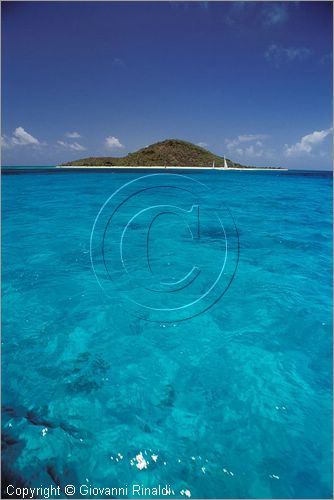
[61,139,244,168]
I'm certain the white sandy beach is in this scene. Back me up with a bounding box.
[56,165,288,171]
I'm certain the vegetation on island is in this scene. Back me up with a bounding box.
[61,139,273,168]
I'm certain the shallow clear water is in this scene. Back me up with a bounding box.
[2,168,332,498]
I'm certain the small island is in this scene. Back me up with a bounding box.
[58,139,287,170]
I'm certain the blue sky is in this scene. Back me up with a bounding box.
[2,1,333,169]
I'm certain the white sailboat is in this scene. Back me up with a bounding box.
[223,155,228,169]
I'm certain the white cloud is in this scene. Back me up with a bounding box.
[284,128,333,157]
[11,126,40,146]
[265,44,313,66]
[66,131,81,138]
[224,2,247,25]
[262,4,288,26]
[225,134,267,151]
[70,142,86,151]
[245,145,258,156]
[225,133,271,159]
[105,136,124,149]
[57,140,86,152]
[225,2,290,27]
[197,142,208,148]
[1,135,9,149]
[320,53,333,65]
[112,58,126,68]
[237,134,267,143]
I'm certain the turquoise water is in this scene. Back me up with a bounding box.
[2,168,332,498]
